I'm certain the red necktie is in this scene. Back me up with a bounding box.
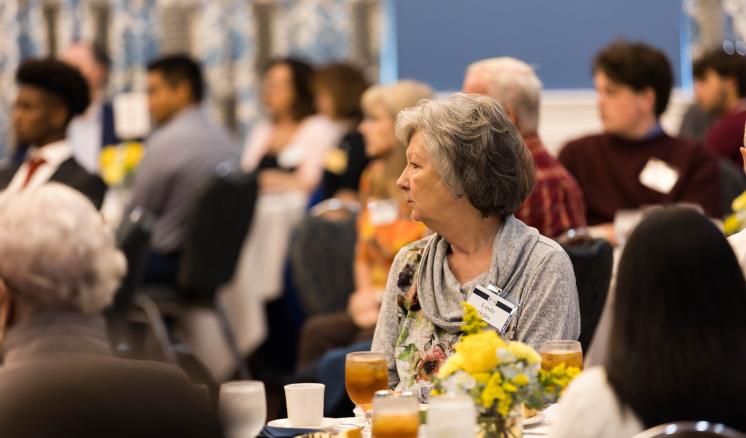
[21,156,47,189]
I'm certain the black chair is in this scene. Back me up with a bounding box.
[289,199,358,316]
[136,165,259,378]
[559,233,613,353]
[633,422,746,438]
[718,158,746,215]
[106,208,155,354]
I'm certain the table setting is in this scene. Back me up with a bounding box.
[219,303,582,438]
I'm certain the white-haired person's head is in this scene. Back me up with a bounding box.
[463,57,542,135]
[0,184,126,316]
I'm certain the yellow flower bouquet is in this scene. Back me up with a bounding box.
[432,303,580,438]
[99,141,144,187]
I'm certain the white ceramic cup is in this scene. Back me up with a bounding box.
[284,383,325,427]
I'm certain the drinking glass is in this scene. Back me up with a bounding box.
[371,394,419,438]
[219,380,267,438]
[426,394,477,438]
[539,340,584,371]
[345,352,388,413]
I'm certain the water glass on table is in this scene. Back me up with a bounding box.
[371,393,419,438]
[426,394,477,438]
[539,340,584,371]
[219,380,266,438]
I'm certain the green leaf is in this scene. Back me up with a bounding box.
[396,327,410,346]
[397,344,417,361]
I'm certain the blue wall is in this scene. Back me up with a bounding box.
[394,0,685,90]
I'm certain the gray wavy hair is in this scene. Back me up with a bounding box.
[466,57,542,135]
[395,93,535,218]
[0,184,126,314]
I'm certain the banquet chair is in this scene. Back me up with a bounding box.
[106,208,155,354]
[289,198,359,316]
[718,157,746,215]
[558,230,613,353]
[135,165,259,379]
[633,421,746,438]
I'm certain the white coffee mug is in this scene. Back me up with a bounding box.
[284,383,325,427]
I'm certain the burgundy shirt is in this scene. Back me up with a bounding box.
[705,102,746,166]
[559,132,721,225]
[516,134,587,238]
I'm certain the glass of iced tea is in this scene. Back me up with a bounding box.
[540,340,584,371]
[372,394,419,438]
[345,352,389,413]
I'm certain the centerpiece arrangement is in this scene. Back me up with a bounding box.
[432,303,580,438]
[100,141,144,188]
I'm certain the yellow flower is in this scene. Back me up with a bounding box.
[461,302,488,334]
[481,373,505,408]
[512,373,529,386]
[724,214,742,236]
[733,191,746,212]
[455,331,506,374]
[437,352,464,379]
[507,341,541,365]
[123,142,144,172]
[497,398,512,417]
[473,373,491,385]
[502,382,518,393]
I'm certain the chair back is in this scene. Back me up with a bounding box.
[109,208,153,315]
[178,165,259,299]
[289,213,357,315]
[633,422,746,438]
[718,158,746,215]
[561,237,613,352]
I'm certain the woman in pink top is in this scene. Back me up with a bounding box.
[241,58,343,194]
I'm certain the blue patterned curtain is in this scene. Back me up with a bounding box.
[57,0,94,52]
[194,0,259,139]
[274,0,351,63]
[110,0,161,94]
[0,0,47,160]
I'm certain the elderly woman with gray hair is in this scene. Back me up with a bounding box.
[0,183,126,363]
[371,93,580,398]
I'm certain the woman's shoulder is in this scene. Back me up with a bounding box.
[550,367,643,438]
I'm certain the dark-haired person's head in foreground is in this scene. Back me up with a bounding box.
[13,58,90,147]
[607,206,746,430]
[146,54,204,126]
[592,40,673,139]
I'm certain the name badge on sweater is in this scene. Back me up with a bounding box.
[639,158,679,194]
[467,285,517,334]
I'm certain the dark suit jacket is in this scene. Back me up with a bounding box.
[0,356,225,438]
[0,157,107,209]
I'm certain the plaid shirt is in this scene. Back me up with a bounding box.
[516,135,587,238]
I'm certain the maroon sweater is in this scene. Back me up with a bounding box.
[558,132,721,225]
[705,104,746,166]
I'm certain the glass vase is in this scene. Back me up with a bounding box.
[477,404,523,438]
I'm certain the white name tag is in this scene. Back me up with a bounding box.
[466,285,517,334]
[368,199,399,226]
[639,158,679,194]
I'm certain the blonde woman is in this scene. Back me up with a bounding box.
[298,81,434,367]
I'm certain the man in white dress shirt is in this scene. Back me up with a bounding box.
[0,59,106,208]
[61,42,120,174]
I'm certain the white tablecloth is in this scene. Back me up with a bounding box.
[183,191,308,379]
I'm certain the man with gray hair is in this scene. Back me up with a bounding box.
[463,57,586,238]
